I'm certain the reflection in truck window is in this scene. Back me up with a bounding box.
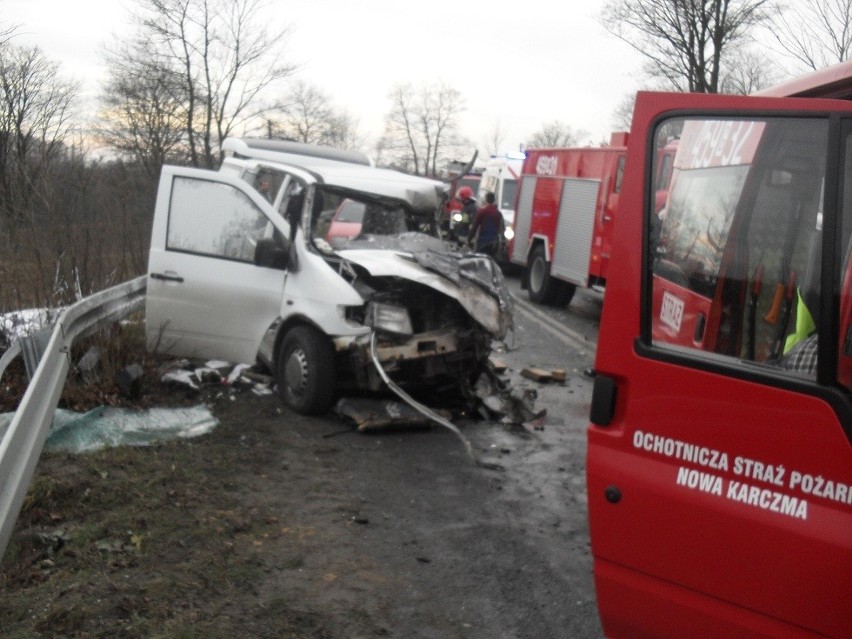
[654,165,748,298]
[649,116,830,374]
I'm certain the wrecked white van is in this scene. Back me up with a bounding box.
[145,138,513,414]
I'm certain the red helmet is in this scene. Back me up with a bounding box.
[457,186,474,201]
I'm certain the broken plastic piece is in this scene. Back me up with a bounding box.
[335,397,434,431]
[115,363,144,398]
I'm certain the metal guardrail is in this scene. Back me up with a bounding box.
[0,276,147,559]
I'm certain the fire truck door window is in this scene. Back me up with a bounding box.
[615,156,626,193]
[649,116,830,380]
[838,129,852,392]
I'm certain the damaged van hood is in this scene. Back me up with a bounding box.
[336,233,513,338]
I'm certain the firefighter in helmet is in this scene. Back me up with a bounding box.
[451,185,477,243]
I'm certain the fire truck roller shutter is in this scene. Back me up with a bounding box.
[551,178,599,287]
[511,176,536,265]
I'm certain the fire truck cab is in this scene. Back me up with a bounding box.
[587,62,852,638]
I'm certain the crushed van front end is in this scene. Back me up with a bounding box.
[334,243,513,404]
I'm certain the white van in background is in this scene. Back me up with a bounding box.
[478,153,525,262]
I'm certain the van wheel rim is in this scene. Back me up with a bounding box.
[284,349,309,395]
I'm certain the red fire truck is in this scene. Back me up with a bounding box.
[511,133,633,306]
[587,61,852,638]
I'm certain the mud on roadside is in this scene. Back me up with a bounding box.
[1,386,399,638]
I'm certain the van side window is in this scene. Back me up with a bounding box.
[649,116,833,382]
[167,177,269,263]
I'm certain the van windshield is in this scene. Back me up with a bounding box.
[311,190,438,249]
[500,179,518,210]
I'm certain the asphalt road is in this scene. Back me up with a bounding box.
[264,272,608,638]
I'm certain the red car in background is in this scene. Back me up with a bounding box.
[325,199,365,243]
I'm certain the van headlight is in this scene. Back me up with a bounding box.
[366,302,413,336]
[504,226,515,241]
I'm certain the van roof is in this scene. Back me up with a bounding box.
[311,164,447,210]
[223,138,448,211]
[222,137,372,166]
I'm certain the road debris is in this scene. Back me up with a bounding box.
[335,397,435,431]
[520,366,568,383]
[488,356,508,373]
[115,363,144,399]
[153,348,543,468]
[0,405,218,453]
[474,370,545,426]
[76,346,101,384]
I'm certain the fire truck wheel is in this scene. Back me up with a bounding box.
[528,245,561,305]
[555,282,576,306]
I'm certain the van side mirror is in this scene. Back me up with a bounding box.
[254,236,294,271]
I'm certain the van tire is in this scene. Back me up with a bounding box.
[277,326,336,415]
[528,245,560,305]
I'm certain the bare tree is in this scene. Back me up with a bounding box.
[322,110,363,151]
[273,81,332,143]
[97,41,190,180]
[0,16,17,47]
[611,94,636,132]
[768,0,851,71]
[0,44,78,229]
[601,0,774,93]
[719,47,780,93]
[105,0,297,168]
[481,120,507,157]
[379,82,465,176]
[526,121,588,149]
[267,80,363,150]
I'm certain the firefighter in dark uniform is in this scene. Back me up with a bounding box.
[452,185,477,243]
[469,191,505,256]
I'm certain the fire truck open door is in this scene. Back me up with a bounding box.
[587,91,852,639]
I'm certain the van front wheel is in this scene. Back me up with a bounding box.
[277,326,336,415]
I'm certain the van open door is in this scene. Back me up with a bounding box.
[587,91,852,638]
[145,167,291,364]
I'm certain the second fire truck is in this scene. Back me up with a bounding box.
[511,133,628,306]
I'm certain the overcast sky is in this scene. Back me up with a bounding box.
[5,0,655,157]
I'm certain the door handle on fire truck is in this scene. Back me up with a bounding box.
[150,272,184,283]
[590,373,617,426]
